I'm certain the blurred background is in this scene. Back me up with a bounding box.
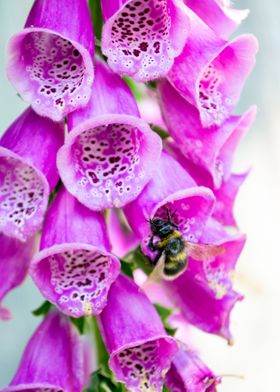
[0,1,279,390]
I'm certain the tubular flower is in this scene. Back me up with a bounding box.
[1,310,91,392]
[167,6,258,127]
[30,187,120,318]
[163,218,246,341]
[57,59,162,210]
[159,79,256,188]
[0,107,64,242]
[165,347,220,392]
[98,274,178,391]
[183,0,249,39]
[0,234,36,320]
[101,0,190,82]
[124,151,215,253]
[7,0,94,122]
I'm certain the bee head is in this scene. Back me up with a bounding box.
[149,217,174,238]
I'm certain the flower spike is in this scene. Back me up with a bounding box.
[57,59,162,210]
[7,0,94,121]
[101,0,190,82]
[0,107,64,242]
[168,6,258,127]
[1,310,91,391]
[30,187,120,318]
[98,274,178,391]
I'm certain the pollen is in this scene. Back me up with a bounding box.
[83,301,93,316]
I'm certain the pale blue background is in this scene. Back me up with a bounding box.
[0,1,280,391]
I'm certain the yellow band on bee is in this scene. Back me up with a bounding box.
[157,230,182,248]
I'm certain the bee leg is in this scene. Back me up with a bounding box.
[166,207,179,228]
[148,236,157,252]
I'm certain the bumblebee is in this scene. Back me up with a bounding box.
[148,208,223,280]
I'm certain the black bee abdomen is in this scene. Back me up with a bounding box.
[164,257,187,277]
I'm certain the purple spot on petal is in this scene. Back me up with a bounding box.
[103,0,175,81]
[19,31,91,120]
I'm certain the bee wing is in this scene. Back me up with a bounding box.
[142,252,166,288]
[185,242,224,262]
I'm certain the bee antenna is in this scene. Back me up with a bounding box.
[165,206,171,221]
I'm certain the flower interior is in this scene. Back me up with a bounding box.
[23,389,62,392]
[70,123,145,208]
[199,62,231,126]
[105,0,174,81]
[16,31,92,120]
[35,248,113,317]
[114,339,171,391]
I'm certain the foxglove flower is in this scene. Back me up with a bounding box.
[159,79,256,188]
[0,107,64,242]
[98,274,178,391]
[57,59,162,210]
[0,234,36,320]
[165,347,220,391]
[163,218,245,341]
[101,0,190,82]
[124,151,215,251]
[7,0,94,121]
[1,310,91,391]
[30,187,120,318]
[167,6,258,127]
[184,0,249,39]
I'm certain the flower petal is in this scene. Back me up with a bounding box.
[213,171,249,226]
[0,234,36,319]
[184,0,249,39]
[107,209,139,258]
